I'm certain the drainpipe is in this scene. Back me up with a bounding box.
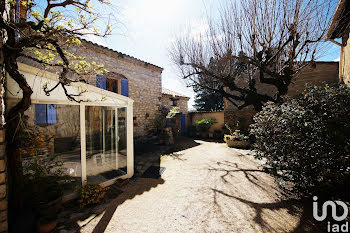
[328,38,344,84]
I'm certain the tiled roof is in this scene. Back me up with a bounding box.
[162,88,190,98]
[327,0,350,39]
[80,38,163,70]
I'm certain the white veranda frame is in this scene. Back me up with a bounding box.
[6,63,134,198]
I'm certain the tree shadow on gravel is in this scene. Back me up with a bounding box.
[56,178,165,233]
[207,160,325,233]
[90,178,165,233]
[211,189,323,233]
[208,160,280,193]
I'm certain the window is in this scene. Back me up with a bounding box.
[96,74,128,97]
[35,104,57,125]
[106,78,119,93]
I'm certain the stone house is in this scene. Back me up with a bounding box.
[0,38,163,232]
[161,88,190,136]
[224,62,340,131]
[20,39,163,138]
[327,0,350,86]
[1,3,164,232]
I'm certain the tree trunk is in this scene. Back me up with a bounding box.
[6,119,24,210]
[4,54,33,225]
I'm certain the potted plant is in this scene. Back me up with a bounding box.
[196,118,216,138]
[224,124,250,149]
[24,155,71,217]
[77,184,109,208]
[19,129,71,217]
[37,215,58,233]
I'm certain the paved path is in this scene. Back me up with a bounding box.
[81,140,320,233]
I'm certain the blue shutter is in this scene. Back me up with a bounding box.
[121,78,129,97]
[35,104,47,125]
[166,119,171,127]
[96,74,106,90]
[47,104,57,124]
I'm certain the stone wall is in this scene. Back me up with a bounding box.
[160,94,189,114]
[23,104,80,154]
[224,62,339,131]
[0,79,7,233]
[342,34,350,86]
[188,111,224,133]
[20,39,163,137]
[76,40,163,137]
[0,2,8,231]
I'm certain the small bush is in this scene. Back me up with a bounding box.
[196,118,216,132]
[77,184,109,208]
[250,85,350,198]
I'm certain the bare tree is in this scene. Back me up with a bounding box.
[0,0,117,218]
[170,0,337,111]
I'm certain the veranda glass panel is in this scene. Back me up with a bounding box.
[22,104,81,195]
[85,106,127,183]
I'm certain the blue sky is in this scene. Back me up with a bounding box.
[92,0,340,110]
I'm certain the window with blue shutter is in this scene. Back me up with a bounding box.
[96,74,106,90]
[35,104,57,125]
[35,104,47,125]
[47,104,57,124]
[121,78,129,97]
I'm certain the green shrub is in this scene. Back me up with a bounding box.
[196,118,216,132]
[250,85,350,198]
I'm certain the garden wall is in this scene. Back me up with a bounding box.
[224,62,340,131]
[188,111,224,134]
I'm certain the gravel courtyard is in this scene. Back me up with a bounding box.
[81,140,321,233]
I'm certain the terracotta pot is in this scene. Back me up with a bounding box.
[37,220,57,233]
[98,191,106,200]
[37,195,62,216]
[226,140,250,149]
[200,131,209,138]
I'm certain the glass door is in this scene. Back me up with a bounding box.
[85,106,127,184]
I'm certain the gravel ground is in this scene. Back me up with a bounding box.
[81,140,322,233]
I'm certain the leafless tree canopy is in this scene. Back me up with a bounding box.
[170,0,337,111]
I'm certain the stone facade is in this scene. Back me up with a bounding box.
[0,79,7,233]
[20,39,163,137]
[160,94,189,114]
[160,88,189,136]
[340,34,350,86]
[224,62,339,131]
